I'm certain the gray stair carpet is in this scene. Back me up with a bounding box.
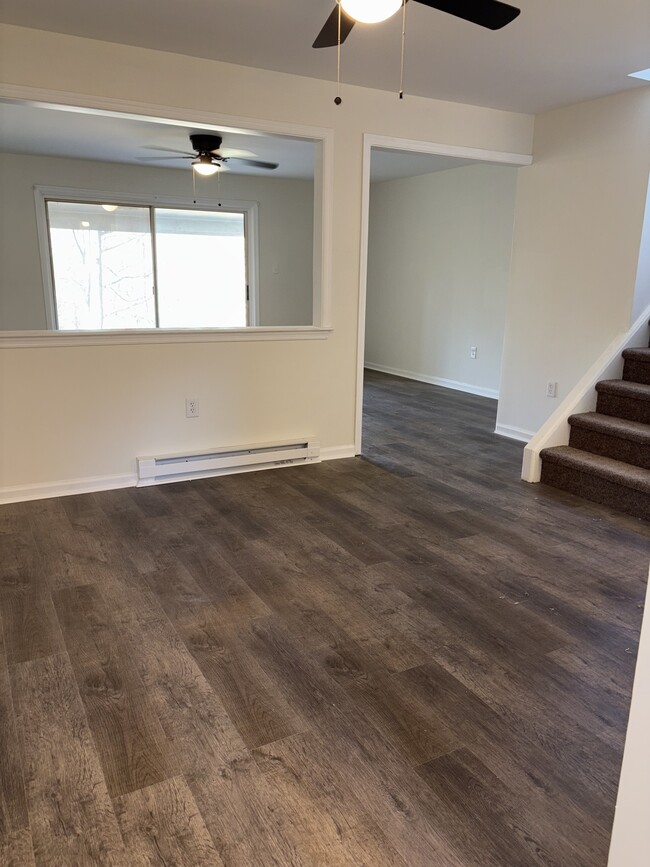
[623,347,650,384]
[596,379,650,424]
[568,412,650,470]
[539,324,650,520]
[540,446,650,519]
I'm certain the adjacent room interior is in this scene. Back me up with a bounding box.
[0,3,649,866]
[363,147,519,423]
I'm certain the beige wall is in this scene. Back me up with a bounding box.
[0,24,533,493]
[0,152,314,330]
[365,164,518,396]
[497,88,650,438]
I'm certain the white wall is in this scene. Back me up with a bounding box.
[0,152,314,330]
[365,163,518,397]
[497,88,650,440]
[0,24,533,495]
[632,178,650,322]
[608,570,650,867]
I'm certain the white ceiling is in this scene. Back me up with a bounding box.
[1,1,648,113]
[370,148,483,182]
[0,102,316,179]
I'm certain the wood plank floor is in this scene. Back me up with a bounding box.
[1,369,648,866]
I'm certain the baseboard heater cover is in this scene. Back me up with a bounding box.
[137,439,320,486]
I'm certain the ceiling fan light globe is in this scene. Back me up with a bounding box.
[340,0,402,24]
[192,156,220,176]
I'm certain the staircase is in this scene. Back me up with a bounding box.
[540,329,650,520]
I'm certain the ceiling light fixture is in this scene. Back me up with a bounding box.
[340,0,402,25]
[81,220,90,227]
[101,204,118,212]
[192,153,221,176]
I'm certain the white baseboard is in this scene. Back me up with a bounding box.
[494,424,534,443]
[0,445,359,504]
[320,445,357,461]
[364,362,499,400]
[0,473,137,505]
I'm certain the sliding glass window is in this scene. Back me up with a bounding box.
[46,201,248,330]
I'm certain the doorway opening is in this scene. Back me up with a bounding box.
[355,136,531,455]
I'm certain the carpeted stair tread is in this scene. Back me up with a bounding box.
[540,446,650,494]
[596,379,650,399]
[568,411,650,444]
[540,324,650,517]
[622,347,650,361]
[622,348,650,385]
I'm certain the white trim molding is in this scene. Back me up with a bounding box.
[358,135,534,168]
[364,362,499,399]
[494,424,534,443]
[0,473,136,505]
[0,326,332,348]
[320,444,356,461]
[354,133,533,454]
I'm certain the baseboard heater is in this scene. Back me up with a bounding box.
[137,439,320,487]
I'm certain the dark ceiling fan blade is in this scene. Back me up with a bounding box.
[228,157,279,170]
[414,0,520,30]
[313,4,357,48]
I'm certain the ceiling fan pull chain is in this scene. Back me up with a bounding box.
[335,1,342,105]
[192,167,197,203]
[399,0,407,99]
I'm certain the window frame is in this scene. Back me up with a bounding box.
[35,186,260,331]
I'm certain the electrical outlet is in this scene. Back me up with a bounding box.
[546,381,557,398]
[470,346,477,359]
[185,398,199,418]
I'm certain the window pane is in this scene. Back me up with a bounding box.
[47,201,155,330]
[154,208,247,328]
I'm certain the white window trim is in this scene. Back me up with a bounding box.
[0,326,332,348]
[35,186,260,331]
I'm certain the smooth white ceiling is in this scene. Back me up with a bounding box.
[0,102,316,179]
[370,149,483,181]
[1,1,648,113]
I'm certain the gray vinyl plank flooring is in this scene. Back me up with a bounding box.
[0,369,647,866]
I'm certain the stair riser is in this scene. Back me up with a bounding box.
[569,428,650,470]
[596,393,650,424]
[540,463,650,520]
[623,359,650,385]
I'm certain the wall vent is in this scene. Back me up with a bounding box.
[137,439,320,487]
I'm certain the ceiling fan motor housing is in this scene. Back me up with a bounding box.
[190,133,223,154]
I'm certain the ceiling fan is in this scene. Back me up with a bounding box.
[313,0,521,48]
[139,133,279,176]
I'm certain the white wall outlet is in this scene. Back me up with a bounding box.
[185,398,199,418]
[470,346,478,359]
[546,381,557,398]
[272,263,280,275]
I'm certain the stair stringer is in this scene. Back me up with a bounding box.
[522,304,650,483]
